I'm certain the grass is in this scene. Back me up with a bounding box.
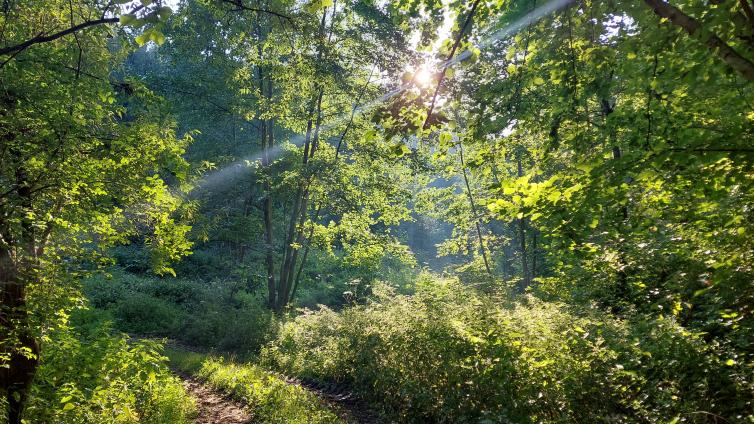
[165,347,346,424]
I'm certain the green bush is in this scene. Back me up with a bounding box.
[166,347,344,423]
[262,278,754,423]
[115,292,185,335]
[22,309,195,424]
[84,268,276,353]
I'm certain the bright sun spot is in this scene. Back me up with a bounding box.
[414,67,433,88]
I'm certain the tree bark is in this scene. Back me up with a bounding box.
[1,165,41,424]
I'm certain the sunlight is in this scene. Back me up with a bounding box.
[8,0,752,422]
[194,0,577,194]
[414,67,434,88]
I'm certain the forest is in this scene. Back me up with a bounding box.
[1,0,753,422]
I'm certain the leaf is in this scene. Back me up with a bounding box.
[439,132,453,146]
[63,402,75,411]
[533,76,545,85]
[392,143,411,158]
[507,64,516,74]
[135,33,148,46]
[157,6,172,20]
[362,129,378,143]
[627,52,637,59]
[150,30,166,45]
[119,14,137,26]
[306,0,332,12]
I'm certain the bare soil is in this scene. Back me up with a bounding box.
[181,374,253,424]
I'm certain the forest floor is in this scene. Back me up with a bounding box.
[158,338,381,424]
[283,377,383,424]
[180,373,253,424]
[177,371,382,424]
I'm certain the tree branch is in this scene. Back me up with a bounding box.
[0,4,145,57]
[422,0,481,130]
[643,0,754,83]
[218,0,294,24]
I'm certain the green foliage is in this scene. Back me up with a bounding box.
[84,268,277,353]
[4,0,754,422]
[166,348,345,423]
[263,277,753,423]
[20,310,195,424]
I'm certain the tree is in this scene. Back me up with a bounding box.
[0,2,192,421]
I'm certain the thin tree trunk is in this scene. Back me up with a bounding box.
[263,75,277,307]
[277,8,332,310]
[289,65,376,302]
[279,90,324,310]
[600,96,630,308]
[531,230,538,280]
[458,142,493,277]
[254,11,277,307]
[516,152,530,291]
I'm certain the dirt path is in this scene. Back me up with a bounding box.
[181,374,253,424]
[286,377,382,424]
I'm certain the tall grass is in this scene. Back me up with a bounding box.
[166,347,346,423]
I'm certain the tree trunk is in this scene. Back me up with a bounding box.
[516,152,530,291]
[602,98,630,309]
[458,142,493,277]
[257,64,276,307]
[277,8,331,311]
[290,65,376,303]
[531,230,538,280]
[1,165,41,424]
[278,89,323,310]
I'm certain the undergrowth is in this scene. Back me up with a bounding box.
[166,347,346,424]
[16,309,196,424]
[262,277,754,423]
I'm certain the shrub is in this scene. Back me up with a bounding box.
[262,278,754,423]
[84,269,276,353]
[21,309,195,424]
[114,292,185,335]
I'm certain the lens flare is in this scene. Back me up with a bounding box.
[414,67,433,88]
